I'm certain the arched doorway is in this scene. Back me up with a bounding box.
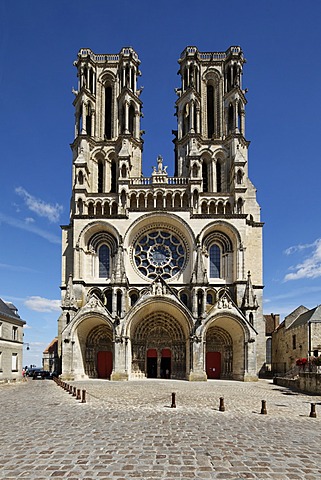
[131,312,186,379]
[85,324,113,379]
[205,325,233,379]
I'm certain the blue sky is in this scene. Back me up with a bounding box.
[1,0,321,367]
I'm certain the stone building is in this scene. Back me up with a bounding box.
[43,337,59,374]
[58,46,264,381]
[272,305,321,375]
[0,298,25,382]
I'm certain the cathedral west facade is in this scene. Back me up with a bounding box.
[58,45,264,381]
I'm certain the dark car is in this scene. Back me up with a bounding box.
[32,369,50,380]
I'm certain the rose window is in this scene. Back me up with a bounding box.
[134,230,186,279]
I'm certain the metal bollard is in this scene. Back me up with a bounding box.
[76,389,81,400]
[81,389,86,403]
[69,385,73,394]
[72,386,76,396]
[261,400,267,415]
[219,397,225,412]
[171,392,176,408]
[310,403,317,418]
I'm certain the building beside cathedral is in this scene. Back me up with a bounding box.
[58,45,264,381]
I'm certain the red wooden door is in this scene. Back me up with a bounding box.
[206,352,221,379]
[97,351,112,379]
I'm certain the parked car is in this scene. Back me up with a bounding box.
[32,369,50,380]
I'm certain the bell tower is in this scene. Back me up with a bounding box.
[71,47,143,216]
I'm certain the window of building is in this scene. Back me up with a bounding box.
[207,84,214,138]
[98,161,104,193]
[0,351,2,372]
[98,245,110,278]
[0,322,2,337]
[292,334,296,350]
[266,338,272,364]
[12,353,18,372]
[209,244,221,278]
[12,326,18,341]
[105,86,112,139]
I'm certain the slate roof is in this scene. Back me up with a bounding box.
[289,305,321,329]
[0,298,25,325]
[0,298,20,320]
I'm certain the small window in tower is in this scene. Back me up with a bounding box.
[98,245,110,278]
[207,84,214,138]
[249,312,254,325]
[110,160,117,193]
[86,104,92,136]
[88,68,94,93]
[237,198,243,214]
[202,161,208,193]
[98,161,104,193]
[117,291,122,316]
[209,244,221,278]
[292,334,296,350]
[78,171,84,185]
[180,293,188,307]
[182,103,189,136]
[129,105,135,135]
[66,312,70,325]
[228,103,234,134]
[77,199,83,215]
[197,290,203,317]
[207,293,213,305]
[130,293,138,306]
[237,170,242,185]
[216,161,222,193]
[105,290,112,313]
[105,86,112,139]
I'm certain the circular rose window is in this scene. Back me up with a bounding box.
[133,230,186,280]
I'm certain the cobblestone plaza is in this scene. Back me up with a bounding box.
[1,379,321,479]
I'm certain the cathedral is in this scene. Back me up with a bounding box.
[58,45,264,382]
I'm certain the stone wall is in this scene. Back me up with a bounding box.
[274,372,321,395]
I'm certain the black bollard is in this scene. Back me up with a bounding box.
[171,392,176,408]
[219,397,225,412]
[81,389,86,403]
[310,403,317,418]
[76,388,81,400]
[261,400,267,415]
[72,386,76,397]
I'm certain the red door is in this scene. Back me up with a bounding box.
[97,351,113,379]
[206,352,221,379]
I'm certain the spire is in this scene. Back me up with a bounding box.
[62,274,78,311]
[111,243,127,284]
[191,240,208,284]
[242,271,258,310]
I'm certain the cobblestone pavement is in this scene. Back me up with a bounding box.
[2,378,321,479]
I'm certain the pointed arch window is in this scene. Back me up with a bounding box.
[105,85,112,139]
[216,161,222,193]
[207,84,214,138]
[98,160,104,193]
[129,104,135,135]
[86,104,92,136]
[202,161,209,193]
[110,160,117,193]
[209,244,221,278]
[98,244,110,278]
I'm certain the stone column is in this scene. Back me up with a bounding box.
[188,336,207,381]
[111,338,129,381]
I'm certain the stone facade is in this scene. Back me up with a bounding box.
[58,46,264,381]
[272,305,321,375]
[0,298,25,382]
[43,337,59,373]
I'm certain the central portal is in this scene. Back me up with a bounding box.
[131,312,186,379]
